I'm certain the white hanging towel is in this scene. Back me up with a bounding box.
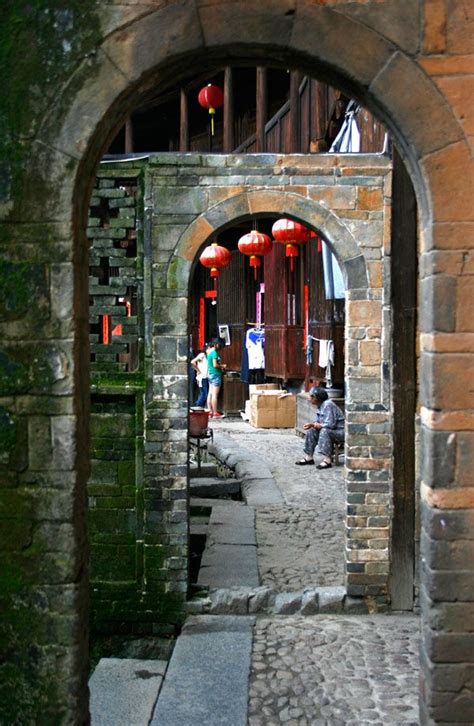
[329,100,361,154]
[318,339,335,387]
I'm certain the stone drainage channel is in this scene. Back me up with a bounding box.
[90,425,420,725]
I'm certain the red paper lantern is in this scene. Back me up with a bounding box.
[238,230,272,279]
[272,218,310,271]
[198,84,224,136]
[199,242,232,294]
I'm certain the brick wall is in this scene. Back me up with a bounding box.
[87,166,186,633]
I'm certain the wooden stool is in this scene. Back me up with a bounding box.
[332,441,344,466]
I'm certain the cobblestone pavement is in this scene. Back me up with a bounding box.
[216,421,345,590]
[211,421,421,724]
[248,614,420,726]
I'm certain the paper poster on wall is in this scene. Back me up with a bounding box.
[218,324,231,346]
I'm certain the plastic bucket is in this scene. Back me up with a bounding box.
[189,408,209,436]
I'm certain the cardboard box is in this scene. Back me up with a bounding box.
[248,383,281,395]
[250,391,296,428]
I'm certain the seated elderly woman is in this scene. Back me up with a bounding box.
[295,386,344,470]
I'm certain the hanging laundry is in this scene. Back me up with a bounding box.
[318,339,335,388]
[246,328,265,369]
[329,100,361,154]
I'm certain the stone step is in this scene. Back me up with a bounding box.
[89,657,167,726]
[151,616,254,726]
[189,476,241,498]
[189,462,219,478]
[197,502,258,589]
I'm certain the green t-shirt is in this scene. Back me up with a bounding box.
[207,349,221,377]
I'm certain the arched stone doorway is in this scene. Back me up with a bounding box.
[169,178,391,594]
[1,2,471,722]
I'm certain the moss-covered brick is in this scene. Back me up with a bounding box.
[0,519,33,551]
[89,459,118,485]
[0,407,17,466]
[143,544,167,571]
[0,261,48,321]
[109,197,135,208]
[90,413,135,439]
[94,496,136,509]
[88,484,122,497]
[88,509,136,544]
[117,460,135,485]
[90,544,136,581]
[97,188,126,199]
[0,344,71,396]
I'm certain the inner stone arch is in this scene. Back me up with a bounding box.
[173,187,369,294]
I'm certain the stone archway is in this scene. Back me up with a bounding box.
[1,2,472,722]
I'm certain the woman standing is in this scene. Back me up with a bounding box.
[191,344,209,408]
[206,338,226,418]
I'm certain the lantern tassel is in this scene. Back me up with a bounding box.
[209,107,215,136]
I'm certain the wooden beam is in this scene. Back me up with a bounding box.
[124,117,134,154]
[289,71,301,153]
[390,146,417,610]
[223,67,234,152]
[179,88,189,152]
[256,67,267,153]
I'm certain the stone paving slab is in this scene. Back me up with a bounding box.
[209,501,255,528]
[89,657,167,726]
[151,616,254,726]
[248,614,420,726]
[242,477,285,506]
[199,543,259,587]
[209,523,256,546]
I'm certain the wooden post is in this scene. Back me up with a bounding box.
[289,71,301,153]
[310,79,329,152]
[390,146,417,610]
[125,117,134,154]
[223,67,234,152]
[179,88,189,152]
[256,67,267,153]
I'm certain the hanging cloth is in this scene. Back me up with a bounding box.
[329,100,361,154]
[318,339,335,388]
[246,328,265,369]
[240,337,250,383]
